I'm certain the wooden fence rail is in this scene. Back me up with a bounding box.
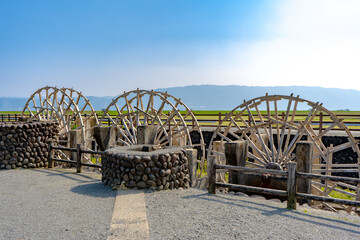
[47,141,103,173]
[4,112,360,131]
[208,158,360,210]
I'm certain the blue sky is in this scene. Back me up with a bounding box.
[1,0,359,97]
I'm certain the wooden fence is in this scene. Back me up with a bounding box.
[3,112,360,131]
[47,141,103,173]
[0,113,24,122]
[208,159,360,210]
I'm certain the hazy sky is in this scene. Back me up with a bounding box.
[1,0,360,97]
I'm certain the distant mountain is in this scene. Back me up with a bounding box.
[156,85,360,111]
[1,85,360,111]
[86,96,115,111]
[0,97,28,111]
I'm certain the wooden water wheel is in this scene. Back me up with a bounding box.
[100,89,206,186]
[208,94,360,211]
[22,87,99,164]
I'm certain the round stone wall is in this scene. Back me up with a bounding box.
[102,145,190,190]
[0,121,58,170]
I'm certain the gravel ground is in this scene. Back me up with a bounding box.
[0,168,116,240]
[145,188,360,240]
[1,169,360,240]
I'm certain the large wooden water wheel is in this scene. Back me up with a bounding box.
[22,87,99,163]
[208,94,360,211]
[99,89,206,186]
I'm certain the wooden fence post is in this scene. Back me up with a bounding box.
[218,112,221,127]
[76,144,82,173]
[296,141,313,205]
[225,140,248,185]
[208,155,217,194]
[185,149,198,187]
[319,112,323,134]
[47,140,54,168]
[287,162,297,210]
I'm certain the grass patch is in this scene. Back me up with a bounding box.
[321,187,356,200]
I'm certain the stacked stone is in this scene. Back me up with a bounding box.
[102,149,190,190]
[0,121,58,170]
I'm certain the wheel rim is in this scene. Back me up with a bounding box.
[100,89,206,186]
[208,94,360,210]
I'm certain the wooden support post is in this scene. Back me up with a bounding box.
[225,140,248,186]
[325,144,333,192]
[208,155,217,194]
[185,149,198,187]
[296,141,313,205]
[218,112,221,127]
[287,162,297,210]
[319,112,323,134]
[76,144,82,173]
[47,140,54,168]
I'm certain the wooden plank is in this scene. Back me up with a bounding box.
[313,164,358,168]
[312,169,358,173]
[81,149,104,155]
[51,146,77,152]
[211,150,225,157]
[51,158,77,164]
[214,164,288,176]
[80,162,101,168]
[297,172,360,185]
[296,193,360,207]
[215,182,287,197]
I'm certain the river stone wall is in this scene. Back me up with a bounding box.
[102,145,190,190]
[0,121,58,170]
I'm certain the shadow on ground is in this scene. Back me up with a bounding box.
[183,192,360,235]
[71,182,116,198]
[34,168,116,198]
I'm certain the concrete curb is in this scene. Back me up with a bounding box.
[107,189,150,240]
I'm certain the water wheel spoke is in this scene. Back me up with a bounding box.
[283,95,300,154]
[265,94,277,160]
[244,134,269,164]
[315,122,338,140]
[276,94,294,162]
[245,101,272,161]
[121,118,136,144]
[216,131,232,142]
[144,93,154,125]
[247,152,267,166]
[116,126,134,145]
